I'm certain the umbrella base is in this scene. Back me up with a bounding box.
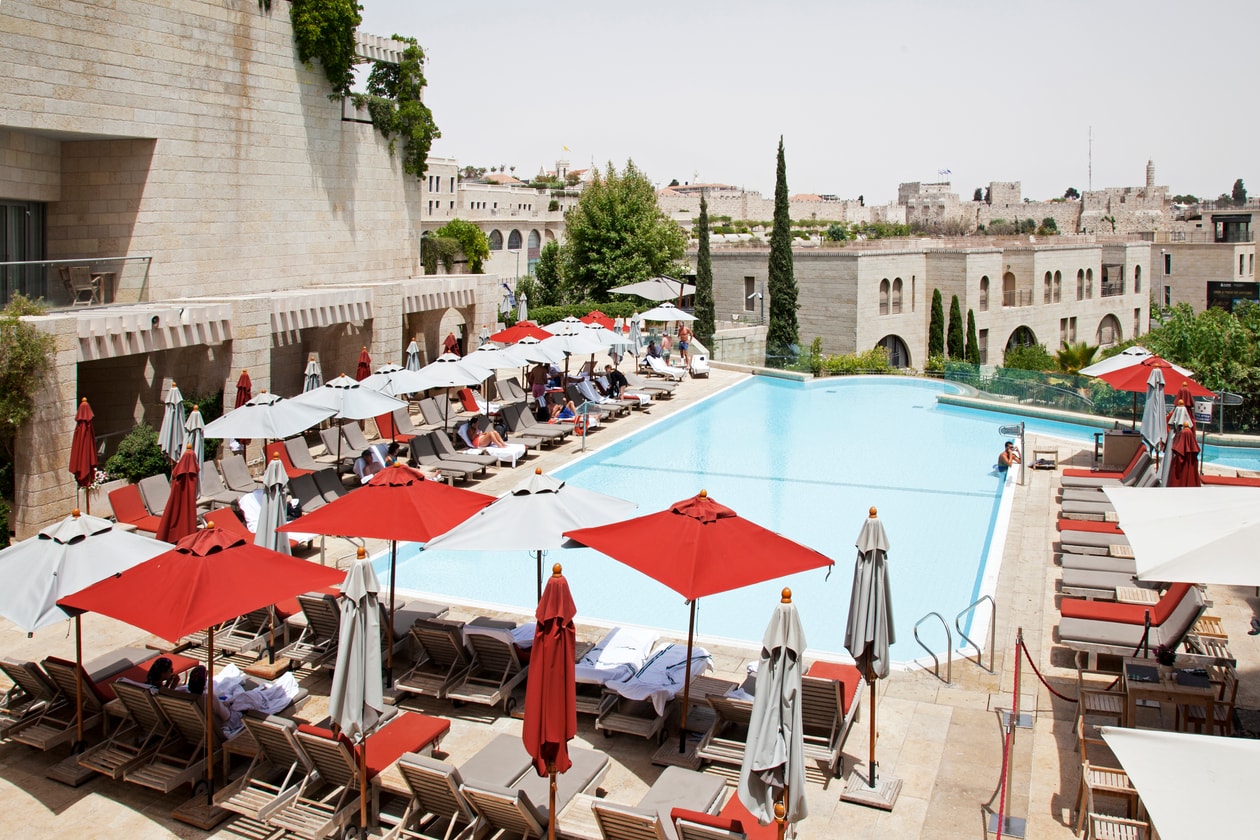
[649,733,703,770]
[243,656,292,681]
[46,754,96,787]
[986,814,1027,838]
[840,770,902,811]
[171,796,232,830]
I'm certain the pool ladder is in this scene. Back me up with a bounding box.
[913,595,996,684]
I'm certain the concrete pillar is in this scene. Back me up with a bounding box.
[14,315,79,539]
[224,297,273,407]
[370,282,402,367]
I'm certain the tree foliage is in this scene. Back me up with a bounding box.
[1002,343,1056,371]
[1063,187,1080,200]
[766,138,800,361]
[359,38,440,179]
[421,234,460,275]
[1232,178,1247,205]
[964,309,981,364]
[289,0,361,95]
[947,294,964,358]
[0,295,55,463]
[1055,341,1099,374]
[559,160,687,302]
[527,240,565,306]
[973,188,984,202]
[693,193,715,349]
[104,424,171,483]
[433,219,489,274]
[928,289,945,358]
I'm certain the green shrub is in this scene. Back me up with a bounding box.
[0,498,8,548]
[923,354,947,376]
[1002,343,1056,372]
[105,424,171,483]
[819,346,894,375]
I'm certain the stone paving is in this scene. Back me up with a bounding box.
[1,366,1257,839]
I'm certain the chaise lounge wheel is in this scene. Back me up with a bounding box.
[342,827,358,840]
[193,780,209,798]
[504,697,517,715]
[602,729,613,739]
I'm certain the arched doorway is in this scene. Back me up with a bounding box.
[876,334,911,368]
[1097,314,1122,347]
[1005,326,1037,351]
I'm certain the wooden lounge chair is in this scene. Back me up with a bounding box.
[673,794,779,840]
[265,441,313,478]
[409,433,482,481]
[220,453,263,493]
[0,659,61,740]
[395,618,475,700]
[1060,449,1147,485]
[185,606,275,658]
[592,766,726,840]
[278,593,342,670]
[108,483,164,536]
[126,688,221,794]
[596,644,713,744]
[695,695,754,769]
[445,623,528,714]
[214,714,314,822]
[575,627,660,717]
[1058,582,1207,667]
[199,460,245,507]
[800,661,863,778]
[461,745,610,839]
[77,679,173,780]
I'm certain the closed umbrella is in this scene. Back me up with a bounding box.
[478,324,492,348]
[157,382,186,463]
[522,564,577,840]
[328,552,385,832]
[203,391,335,442]
[234,369,253,409]
[843,507,898,802]
[1165,424,1201,488]
[1139,365,1166,453]
[184,404,206,469]
[303,355,323,392]
[425,468,637,600]
[629,315,642,364]
[565,490,833,754]
[405,339,422,372]
[255,456,291,556]
[69,398,98,514]
[355,347,372,381]
[517,292,529,324]
[155,446,200,544]
[738,590,808,836]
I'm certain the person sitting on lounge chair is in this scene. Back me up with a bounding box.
[603,364,629,398]
[998,441,1021,472]
[645,340,661,359]
[146,657,181,690]
[472,424,508,448]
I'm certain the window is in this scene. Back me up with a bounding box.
[1134,265,1141,293]
[1076,269,1085,300]
[449,200,454,210]
[979,276,989,311]
[1060,318,1069,345]
[1164,253,1172,275]
[1002,272,1016,307]
[878,279,890,315]
[488,230,503,250]
[911,276,916,311]
[1086,269,1093,298]
[449,177,455,193]
[891,278,903,314]
[1044,271,1052,304]
[1164,285,1172,307]
[1242,254,1247,276]
[1134,308,1142,338]
[744,277,756,311]
[978,329,988,364]
[1098,314,1121,347]
[1251,254,1255,276]
[1054,270,1062,302]
[508,230,522,250]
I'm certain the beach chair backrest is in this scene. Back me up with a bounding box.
[412,620,472,670]
[137,474,171,515]
[457,389,480,413]
[299,593,342,643]
[498,401,524,432]
[375,412,401,441]
[0,659,56,703]
[112,680,167,734]
[319,427,343,461]
[289,473,324,511]
[313,468,346,502]
[220,454,258,493]
[264,442,304,478]
[40,657,106,710]
[674,815,746,840]
[153,689,211,750]
[460,783,546,838]
[392,408,418,435]
[397,752,473,824]
[592,800,669,840]
[284,437,321,472]
[243,714,308,770]
[1157,585,1206,647]
[200,461,229,495]
[343,421,371,451]
[800,675,842,744]
[706,695,753,728]
[418,398,445,427]
[203,506,250,538]
[108,483,149,524]
[295,728,357,788]
[465,631,521,680]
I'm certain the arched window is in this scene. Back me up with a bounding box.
[979,276,989,311]
[1044,271,1052,304]
[508,229,522,250]
[879,279,890,315]
[1134,264,1142,293]
[1002,272,1016,307]
[1076,269,1085,300]
[488,230,504,251]
[1004,326,1037,356]
[1086,268,1094,298]
[891,278,903,314]
[876,335,910,368]
[1053,270,1062,302]
[1097,314,1122,347]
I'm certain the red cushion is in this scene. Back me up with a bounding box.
[1057,519,1124,534]
[1060,583,1190,627]
[718,795,780,840]
[671,808,744,835]
[98,652,200,701]
[265,442,311,478]
[806,661,862,714]
[1202,474,1260,486]
[1062,448,1143,479]
[296,712,451,780]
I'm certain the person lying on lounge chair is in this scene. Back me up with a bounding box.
[182,663,302,737]
[471,425,508,448]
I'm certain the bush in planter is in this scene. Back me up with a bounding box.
[105,424,170,483]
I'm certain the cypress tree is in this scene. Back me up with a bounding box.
[928,288,945,358]
[965,309,981,364]
[947,294,964,358]
[694,192,715,350]
[766,137,799,363]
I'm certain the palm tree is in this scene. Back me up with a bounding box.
[1055,341,1099,374]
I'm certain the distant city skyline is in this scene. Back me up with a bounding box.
[360,0,1257,205]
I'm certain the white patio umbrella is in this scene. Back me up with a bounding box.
[1080,346,1192,378]
[404,340,422,372]
[738,591,808,834]
[517,292,528,323]
[358,363,406,397]
[183,404,205,467]
[610,276,696,302]
[638,302,697,323]
[157,382,186,462]
[203,391,335,441]
[293,373,408,420]
[425,468,638,600]
[0,510,166,633]
[1139,365,1167,453]
[390,356,491,431]
[1100,727,1260,840]
[328,553,385,831]
[1101,486,1260,585]
[543,316,586,333]
[255,456,292,556]
[303,355,323,392]
[466,343,530,371]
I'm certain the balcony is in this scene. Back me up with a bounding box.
[1002,289,1033,307]
[1,256,153,309]
[1100,281,1126,298]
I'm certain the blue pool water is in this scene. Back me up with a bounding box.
[386,376,1011,662]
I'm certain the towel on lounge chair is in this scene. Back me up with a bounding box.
[605,642,712,716]
[210,663,303,736]
[239,490,317,543]
[575,626,661,685]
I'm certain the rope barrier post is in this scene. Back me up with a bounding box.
[989,628,1027,839]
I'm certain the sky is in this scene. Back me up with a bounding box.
[359,0,1257,205]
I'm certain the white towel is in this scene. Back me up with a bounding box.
[605,642,712,716]
[575,626,660,686]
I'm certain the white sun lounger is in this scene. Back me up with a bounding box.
[575,626,660,715]
[596,643,712,743]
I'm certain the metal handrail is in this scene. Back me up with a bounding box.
[956,595,996,673]
[913,612,952,684]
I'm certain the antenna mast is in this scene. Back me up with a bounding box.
[1088,126,1093,192]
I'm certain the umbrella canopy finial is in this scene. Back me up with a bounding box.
[699,489,707,498]
[80,397,87,404]
[552,563,563,576]
[535,467,543,475]
[869,506,878,517]
[356,546,366,559]
[781,587,792,603]
[72,508,81,518]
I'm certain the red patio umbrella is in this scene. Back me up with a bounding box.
[1097,356,1213,397]
[1166,425,1202,488]
[355,346,372,381]
[580,310,614,330]
[69,398,98,514]
[59,528,346,801]
[279,464,494,677]
[522,563,577,840]
[490,322,553,343]
[234,369,253,447]
[156,445,200,543]
[565,490,834,753]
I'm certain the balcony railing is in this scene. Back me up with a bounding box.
[1002,289,1033,307]
[1100,281,1126,297]
[0,256,153,309]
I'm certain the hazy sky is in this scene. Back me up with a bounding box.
[360,0,1256,205]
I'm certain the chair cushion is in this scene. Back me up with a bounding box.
[364,712,450,779]
[459,733,533,788]
[1060,583,1190,627]
[1056,519,1123,534]
[806,661,862,713]
[672,808,745,836]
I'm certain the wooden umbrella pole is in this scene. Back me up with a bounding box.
[387,540,397,683]
[359,744,368,830]
[548,762,557,840]
[678,598,698,754]
[775,797,787,840]
[206,626,215,803]
[74,615,84,748]
[536,550,543,602]
[868,665,877,788]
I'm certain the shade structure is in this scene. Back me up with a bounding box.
[184,405,206,471]
[155,446,200,544]
[581,310,614,330]
[425,468,638,600]
[738,592,808,830]
[539,330,606,362]
[580,322,633,351]
[0,511,166,633]
[59,528,346,799]
[203,391,335,441]
[628,315,642,359]
[1167,399,1193,433]
[1096,355,1212,397]
[404,339,422,371]
[1164,425,1201,488]
[234,369,253,409]
[355,347,372,381]
[610,276,696,302]
[522,565,577,840]
[328,556,385,830]
[517,292,529,323]
[543,316,586,333]
[465,343,530,371]
[255,456,291,555]
[638,302,697,322]
[1079,346,1192,378]
[1101,486,1260,586]
[357,364,404,396]
[844,508,895,789]
[1100,727,1260,840]
[1138,365,1166,451]
[510,335,566,365]
[565,490,833,752]
[292,373,408,420]
[491,322,552,343]
[69,398,98,511]
[303,355,323,392]
[157,383,186,462]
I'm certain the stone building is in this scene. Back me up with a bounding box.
[657,183,905,229]
[1151,209,1258,311]
[0,1,508,537]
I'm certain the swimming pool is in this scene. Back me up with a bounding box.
[386,376,1011,663]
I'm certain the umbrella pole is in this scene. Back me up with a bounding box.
[678,598,697,754]
[775,796,787,840]
[1131,393,1138,429]
[360,742,368,829]
[74,615,84,749]
[388,540,397,683]
[867,665,877,788]
[206,627,215,804]
[536,549,543,602]
[548,762,558,840]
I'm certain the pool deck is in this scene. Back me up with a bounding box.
[2,365,1257,838]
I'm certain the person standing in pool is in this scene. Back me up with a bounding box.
[997,441,1021,471]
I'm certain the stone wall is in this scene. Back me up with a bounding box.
[0,128,61,202]
[710,324,766,366]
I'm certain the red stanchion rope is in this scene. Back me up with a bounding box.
[1017,636,1079,703]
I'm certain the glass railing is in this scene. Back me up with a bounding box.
[0,256,153,308]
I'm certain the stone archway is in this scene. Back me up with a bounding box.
[876,334,911,368]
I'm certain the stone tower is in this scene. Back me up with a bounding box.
[1146,160,1156,191]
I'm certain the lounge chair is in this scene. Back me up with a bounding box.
[454,422,531,467]
[625,371,677,396]
[1058,529,1131,557]
[395,618,475,700]
[319,426,365,470]
[1057,582,1206,663]
[575,627,660,716]
[1060,450,1150,488]
[500,401,569,446]
[1059,550,1137,575]
[220,453,263,493]
[374,412,416,445]
[1059,568,1154,600]
[498,378,528,402]
[460,744,611,839]
[137,473,171,516]
[397,406,440,435]
[280,711,451,839]
[645,356,685,381]
[673,794,779,840]
[435,428,500,468]
[800,661,864,778]
[571,381,632,416]
[458,387,501,416]
[278,593,343,670]
[126,688,222,794]
[204,505,304,551]
[214,713,313,821]
[695,694,754,769]
[596,644,713,743]
[409,433,483,481]
[77,679,173,780]
[591,766,727,840]
[417,397,452,430]
[342,420,376,451]
[445,620,529,714]
[1056,518,1124,535]
[688,354,710,379]
[313,467,349,503]
[199,460,245,507]
[108,483,164,535]
[185,606,275,658]
[0,659,61,740]
[289,473,328,514]
[265,441,313,478]
[285,436,328,474]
